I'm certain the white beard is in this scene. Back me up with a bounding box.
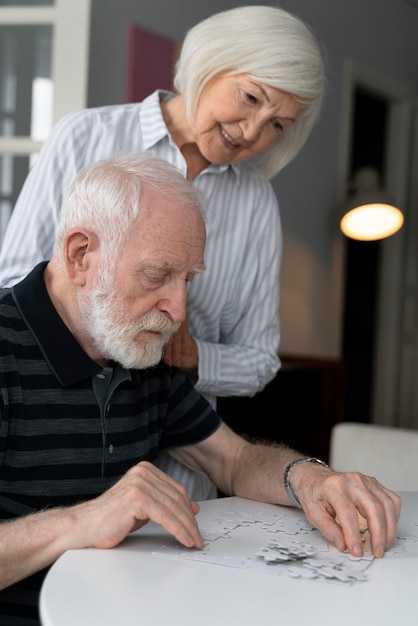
[78,273,180,369]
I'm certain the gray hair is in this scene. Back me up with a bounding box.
[174,5,326,179]
[54,154,205,264]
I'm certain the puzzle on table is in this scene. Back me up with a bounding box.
[153,506,408,586]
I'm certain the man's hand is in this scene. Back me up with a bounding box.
[163,319,198,378]
[0,462,204,591]
[70,462,204,550]
[292,464,401,558]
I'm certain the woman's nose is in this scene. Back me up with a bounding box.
[240,117,262,142]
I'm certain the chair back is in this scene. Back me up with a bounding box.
[329,421,418,491]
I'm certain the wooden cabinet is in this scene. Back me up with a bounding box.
[217,355,345,463]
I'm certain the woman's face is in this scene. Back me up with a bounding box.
[191,73,303,165]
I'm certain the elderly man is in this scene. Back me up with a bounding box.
[0,155,400,625]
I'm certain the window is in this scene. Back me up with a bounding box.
[0,0,91,243]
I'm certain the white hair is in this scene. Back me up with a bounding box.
[54,154,204,265]
[174,5,326,179]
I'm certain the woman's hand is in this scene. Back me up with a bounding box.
[163,318,198,378]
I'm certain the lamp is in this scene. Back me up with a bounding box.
[340,167,404,241]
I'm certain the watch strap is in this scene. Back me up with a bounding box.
[283,457,329,508]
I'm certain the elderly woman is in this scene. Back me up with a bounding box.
[0,6,325,499]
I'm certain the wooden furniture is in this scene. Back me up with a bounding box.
[217,355,345,463]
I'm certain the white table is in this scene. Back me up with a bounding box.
[40,492,418,626]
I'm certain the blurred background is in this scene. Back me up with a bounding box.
[1,0,417,457]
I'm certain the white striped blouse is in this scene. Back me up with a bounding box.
[0,90,282,410]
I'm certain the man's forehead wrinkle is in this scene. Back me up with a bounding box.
[135,218,205,246]
[137,229,205,260]
[140,192,205,230]
[131,196,206,276]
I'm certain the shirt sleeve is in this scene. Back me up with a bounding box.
[160,367,222,449]
[193,180,282,400]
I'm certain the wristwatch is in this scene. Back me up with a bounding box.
[283,456,329,508]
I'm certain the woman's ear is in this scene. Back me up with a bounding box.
[64,228,99,285]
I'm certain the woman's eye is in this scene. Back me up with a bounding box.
[272,119,283,132]
[245,92,258,104]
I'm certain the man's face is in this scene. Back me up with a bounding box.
[79,186,206,369]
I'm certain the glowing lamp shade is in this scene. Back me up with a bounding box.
[340,202,404,241]
[340,168,404,241]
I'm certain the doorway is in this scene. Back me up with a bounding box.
[342,88,387,423]
[339,59,417,427]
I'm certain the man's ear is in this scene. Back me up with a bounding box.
[64,228,99,285]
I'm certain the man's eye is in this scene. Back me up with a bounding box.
[145,273,166,284]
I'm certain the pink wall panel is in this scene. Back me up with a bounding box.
[125,24,179,103]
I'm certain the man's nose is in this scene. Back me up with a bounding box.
[156,282,187,323]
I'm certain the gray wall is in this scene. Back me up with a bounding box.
[87,0,418,358]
